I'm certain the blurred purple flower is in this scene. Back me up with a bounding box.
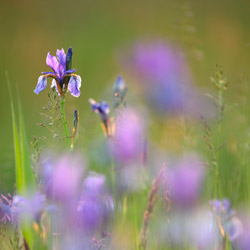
[210,199,243,242]
[114,108,145,163]
[124,41,214,117]
[12,193,46,222]
[34,47,81,97]
[132,42,187,82]
[41,154,84,202]
[77,173,114,234]
[166,154,205,208]
[159,208,219,248]
[210,199,231,221]
[234,216,250,250]
[0,194,13,224]
[126,42,191,113]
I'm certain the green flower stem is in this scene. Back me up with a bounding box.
[60,98,71,149]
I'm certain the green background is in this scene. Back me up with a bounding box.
[0,0,250,192]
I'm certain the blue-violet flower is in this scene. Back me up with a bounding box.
[34,47,81,97]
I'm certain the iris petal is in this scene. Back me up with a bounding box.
[56,48,66,74]
[68,75,81,97]
[46,52,58,73]
[65,69,76,74]
[51,79,60,96]
[34,76,47,94]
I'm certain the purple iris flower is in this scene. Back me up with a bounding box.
[89,98,110,123]
[89,98,112,136]
[34,47,82,97]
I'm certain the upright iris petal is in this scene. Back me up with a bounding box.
[68,75,81,97]
[56,48,66,76]
[46,52,59,73]
[66,47,73,70]
[34,76,47,94]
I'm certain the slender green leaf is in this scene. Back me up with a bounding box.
[18,96,36,190]
[7,73,36,249]
[6,72,23,193]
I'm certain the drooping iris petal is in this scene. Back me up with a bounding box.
[68,75,81,97]
[51,79,60,96]
[56,48,66,75]
[34,76,47,94]
[46,52,59,73]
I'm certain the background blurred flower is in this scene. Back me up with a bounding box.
[210,199,243,242]
[40,154,84,203]
[113,108,145,164]
[0,194,13,224]
[12,192,46,222]
[122,41,214,118]
[166,154,205,208]
[234,216,250,250]
[77,173,114,234]
[124,41,191,113]
[158,208,219,249]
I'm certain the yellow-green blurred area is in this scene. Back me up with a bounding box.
[0,0,250,192]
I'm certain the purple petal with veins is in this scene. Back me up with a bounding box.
[56,48,66,75]
[34,76,47,94]
[68,75,81,97]
[46,52,59,73]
